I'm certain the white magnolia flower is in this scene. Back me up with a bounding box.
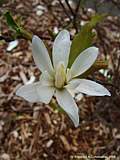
[16,30,111,127]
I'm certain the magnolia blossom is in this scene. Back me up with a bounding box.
[16,30,111,127]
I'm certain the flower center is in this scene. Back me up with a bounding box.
[55,62,66,89]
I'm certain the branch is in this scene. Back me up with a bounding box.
[73,0,81,33]
[0,34,52,42]
[0,35,14,42]
[88,77,119,90]
[58,0,72,21]
[65,0,81,33]
[65,0,75,17]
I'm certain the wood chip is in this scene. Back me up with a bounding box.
[46,139,53,148]
[59,135,71,151]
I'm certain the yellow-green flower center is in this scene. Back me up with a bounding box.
[55,62,66,89]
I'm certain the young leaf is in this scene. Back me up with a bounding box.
[4,11,19,32]
[4,11,32,41]
[68,14,106,67]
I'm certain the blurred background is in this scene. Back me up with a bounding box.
[0,0,120,159]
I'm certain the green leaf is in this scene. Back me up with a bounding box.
[80,60,108,78]
[68,14,106,67]
[89,14,107,27]
[4,11,32,41]
[4,11,19,31]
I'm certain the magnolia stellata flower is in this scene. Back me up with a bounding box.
[16,30,111,127]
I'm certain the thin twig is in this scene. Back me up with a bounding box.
[65,0,81,33]
[73,0,81,33]
[88,77,119,90]
[58,0,72,21]
[65,0,75,17]
[0,34,51,42]
[75,0,81,14]
[0,35,14,42]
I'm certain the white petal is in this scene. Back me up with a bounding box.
[16,82,55,103]
[40,71,54,86]
[52,30,71,69]
[65,79,81,90]
[75,79,111,96]
[65,79,83,98]
[32,35,53,74]
[69,47,99,79]
[66,88,76,98]
[55,89,79,127]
